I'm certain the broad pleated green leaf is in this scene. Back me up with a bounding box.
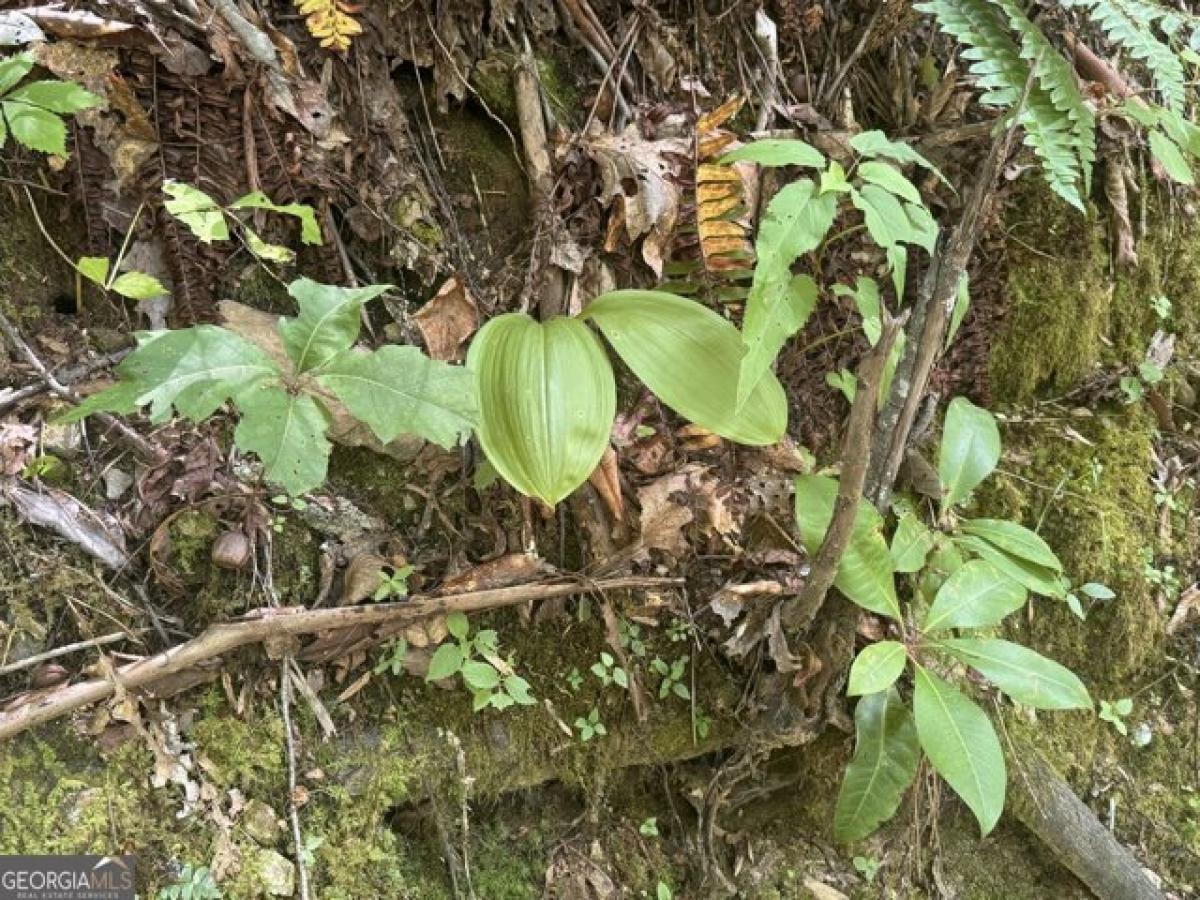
[940,638,1092,710]
[719,138,826,168]
[938,397,1000,510]
[468,313,615,506]
[280,278,391,372]
[583,290,787,445]
[834,689,920,842]
[739,180,837,408]
[848,641,908,696]
[922,560,1027,632]
[959,518,1062,571]
[913,666,1006,836]
[890,512,934,573]
[234,383,331,495]
[57,326,279,424]
[954,534,1068,598]
[319,345,477,448]
[794,475,900,619]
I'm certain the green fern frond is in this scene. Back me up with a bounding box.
[917,0,1090,208]
[1063,0,1188,109]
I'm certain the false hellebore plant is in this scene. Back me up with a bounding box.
[809,398,1094,842]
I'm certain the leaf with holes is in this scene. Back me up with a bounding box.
[834,688,920,843]
[163,181,229,242]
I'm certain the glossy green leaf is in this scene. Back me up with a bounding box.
[2,101,65,155]
[940,638,1092,710]
[583,290,786,445]
[938,397,1000,509]
[76,256,110,287]
[58,326,279,424]
[913,665,1006,836]
[234,383,331,495]
[229,191,322,244]
[739,180,837,408]
[163,181,229,242]
[318,345,477,448]
[468,313,615,506]
[954,534,1067,599]
[1149,129,1194,185]
[794,474,900,619]
[111,271,169,300]
[848,641,908,696]
[834,688,920,843]
[280,278,390,372]
[850,130,950,186]
[0,53,34,96]
[6,80,101,113]
[959,518,1062,571]
[857,160,923,204]
[890,513,934,573]
[719,138,826,168]
[922,560,1027,632]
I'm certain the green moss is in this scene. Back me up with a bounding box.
[991,184,1200,403]
[974,409,1158,687]
[471,51,583,129]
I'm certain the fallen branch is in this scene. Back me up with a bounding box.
[0,575,680,742]
[0,630,140,677]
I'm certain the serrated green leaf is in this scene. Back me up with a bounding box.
[850,130,950,187]
[461,659,500,691]
[834,688,920,842]
[468,314,614,506]
[318,345,477,449]
[76,256,110,287]
[922,559,1027,632]
[940,638,1092,710]
[913,665,1006,836]
[281,278,390,372]
[583,290,787,446]
[857,160,924,204]
[63,326,279,424]
[6,80,101,113]
[1149,129,1194,185]
[229,191,322,244]
[111,271,168,300]
[719,138,826,168]
[739,180,836,408]
[163,181,229,242]
[890,513,934,573]
[959,518,1062,571]
[234,383,331,495]
[446,612,469,640]
[427,643,464,681]
[954,534,1067,599]
[848,642,908,696]
[504,674,536,704]
[3,101,66,155]
[938,397,1000,510]
[794,474,900,619]
[0,53,34,96]
[244,226,295,263]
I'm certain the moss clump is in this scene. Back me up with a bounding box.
[470,51,582,129]
[973,408,1158,687]
[991,183,1200,403]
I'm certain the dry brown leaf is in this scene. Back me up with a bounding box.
[588,446,624,522]
[0,424,36,476]
[636,471,693,558]
[413,275,479,362]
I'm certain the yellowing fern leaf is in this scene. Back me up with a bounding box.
[296,0,362,52]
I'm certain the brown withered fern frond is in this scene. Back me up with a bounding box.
[296,0,364,52]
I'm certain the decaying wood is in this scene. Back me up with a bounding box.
[0,576,680,742]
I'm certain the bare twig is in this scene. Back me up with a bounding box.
[0,630,139,677]
[0,349,131,415]
[280,658,311,900]
[0,576,680,742]
[784,317,903,630]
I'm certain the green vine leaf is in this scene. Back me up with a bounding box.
[913,665,1006,836]
[234,384,332,496]
[280,278,390,372]
[939,638,1092,710]
[318,345,478,449]
[834,688,920,843]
